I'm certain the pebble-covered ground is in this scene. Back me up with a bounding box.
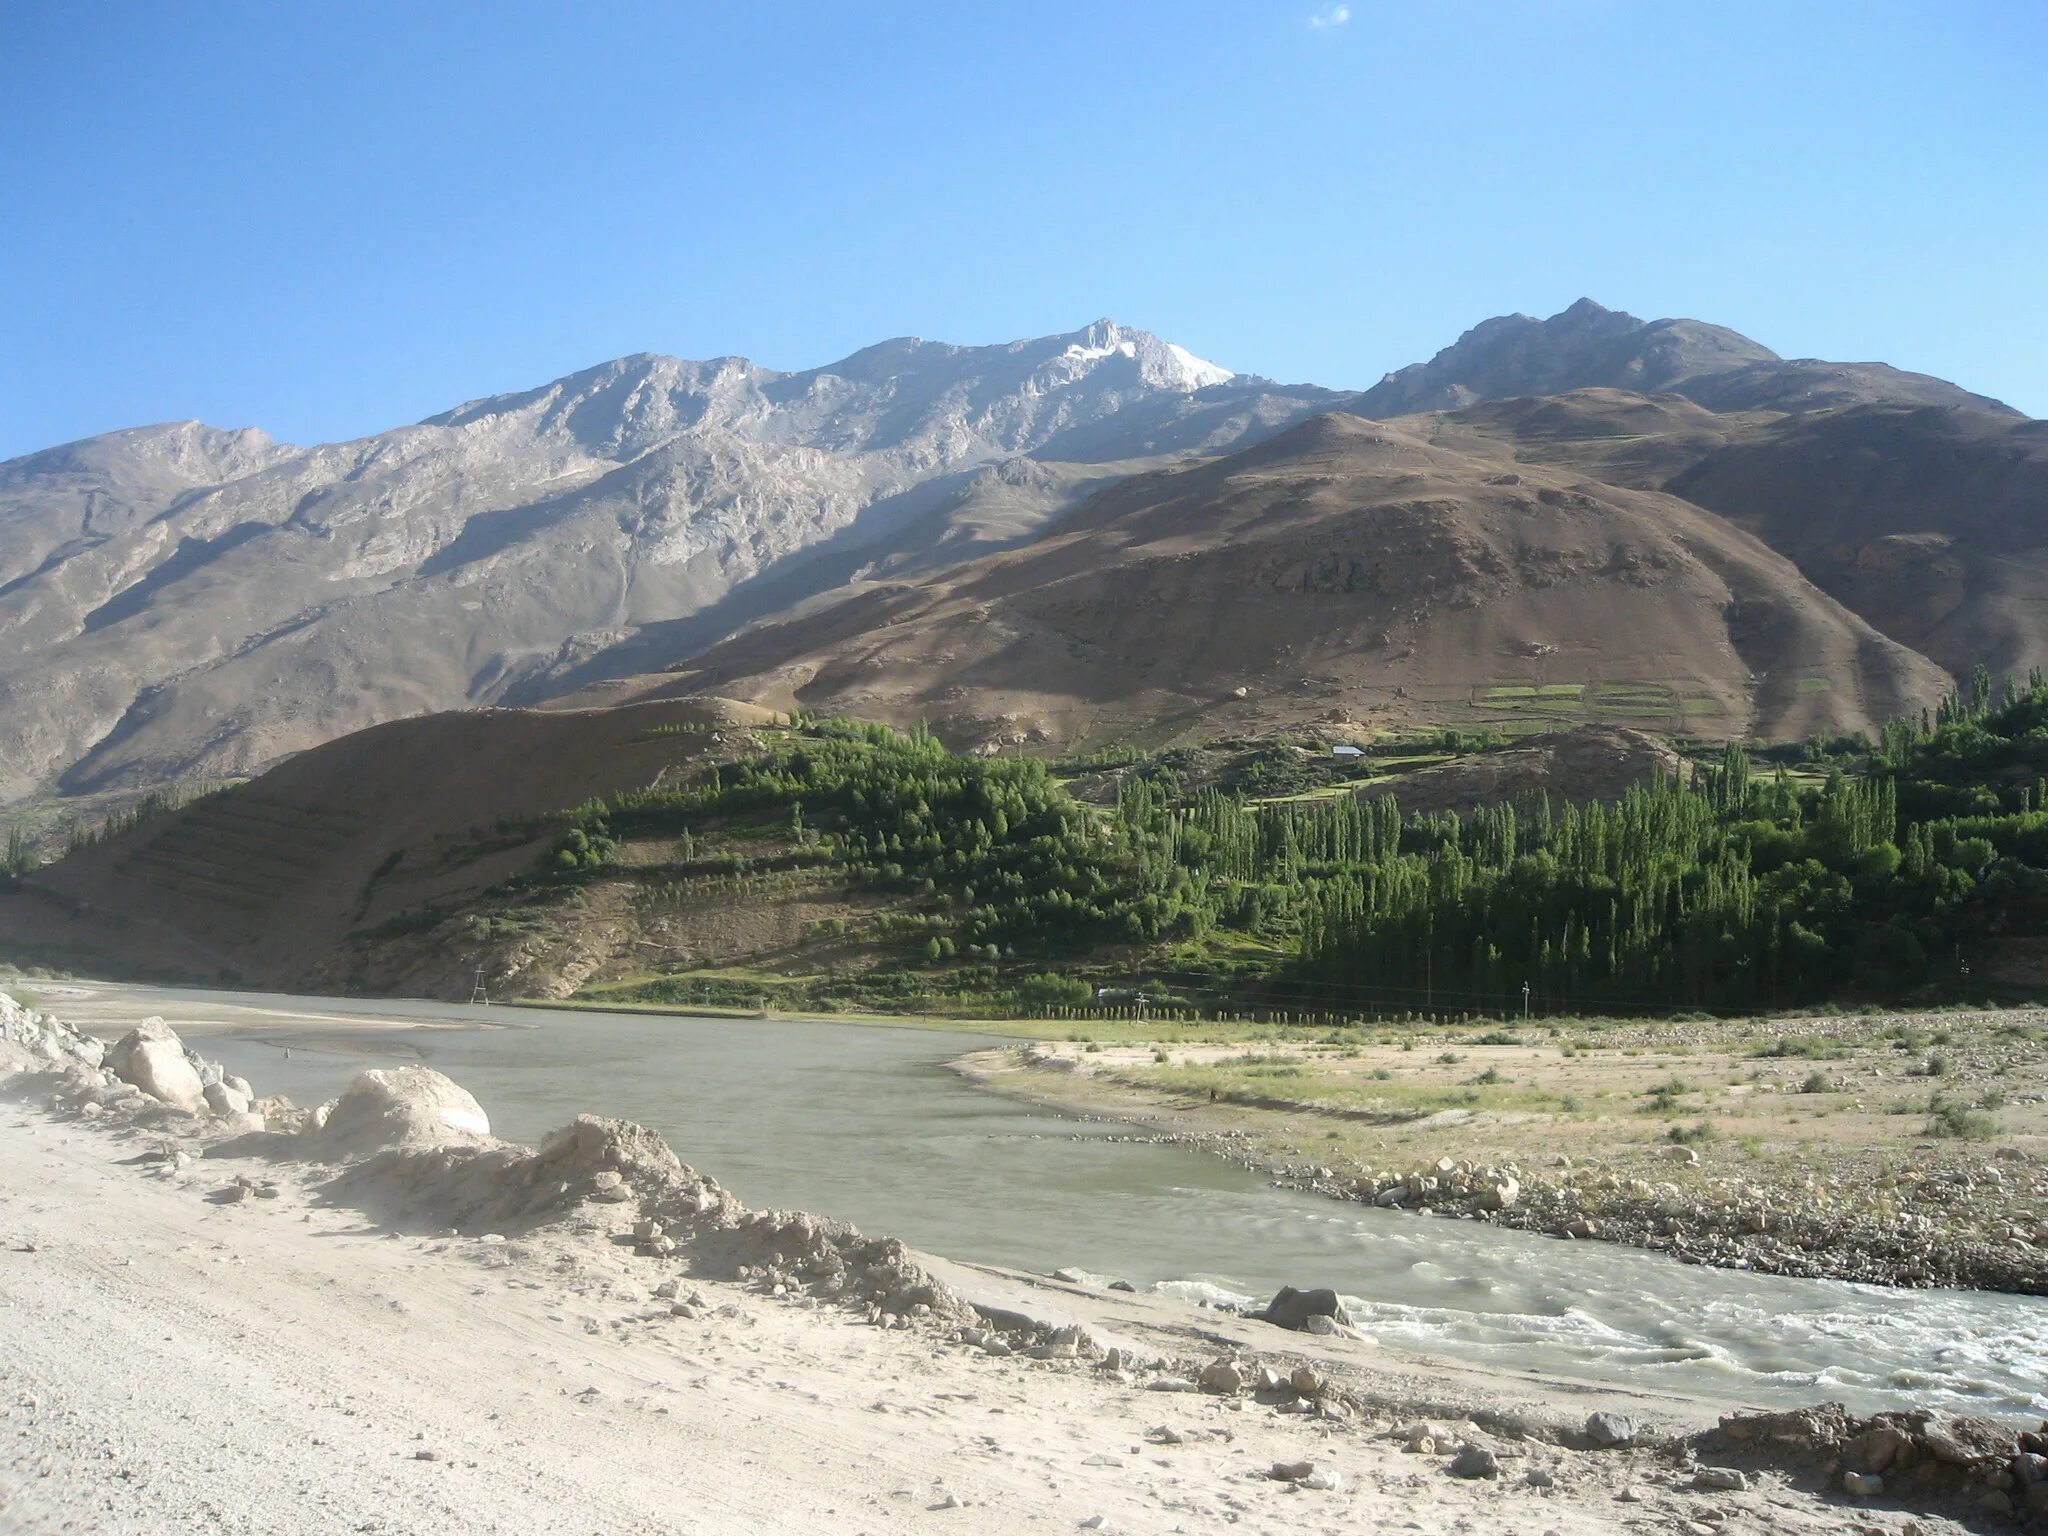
[967,1007,2048,1293]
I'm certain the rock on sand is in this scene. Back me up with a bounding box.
[107,1018,206,1113]
[312,1067,491,1157]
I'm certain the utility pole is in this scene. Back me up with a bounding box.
[469,961,488,1006]
[1521,981,1531,1021]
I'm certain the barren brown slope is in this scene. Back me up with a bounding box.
[631,413,1949,749]
[1665,406,2048,680]
[0,697,774,991]
[1416,392,2048,682]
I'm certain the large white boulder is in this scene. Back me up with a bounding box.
[203,1080,252,1117]
[107,1018,206,1113]
[313,1067,491,1157]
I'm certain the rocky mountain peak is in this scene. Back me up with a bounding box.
[1356,300,1780,418]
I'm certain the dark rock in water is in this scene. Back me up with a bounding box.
[1258,1285,1348,1332]
[1107,1279,1137,1293]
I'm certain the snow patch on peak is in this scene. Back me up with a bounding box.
[1159,340,1236,391]
[1055,320,1234,392]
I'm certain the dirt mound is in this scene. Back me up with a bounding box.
[333,1112,969,1323]
[1714,1402,2046,1521]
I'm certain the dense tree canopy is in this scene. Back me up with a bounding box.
[541,681,2048,1016]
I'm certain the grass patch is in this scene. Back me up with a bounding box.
[1924,1097,1997,1140]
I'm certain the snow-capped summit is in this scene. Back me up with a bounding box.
[1055,319,1237,392]
[0,319,1293,804]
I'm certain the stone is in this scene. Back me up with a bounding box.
[633,1218,664,1240]
[202,1080,251,1117]
[1692,1467,1747,1492]
[1448,1445,1500,1479]
[1053,1267,1090,1284]
[1198,1360,1244,1393]
[1478,1176,1521,1211]
[1301,1314,1341,1336]
[106,1019,206,1113]
[313,1067,490,1155]
[1664,1145,1701,1165]
[1845,1425,1913,1474]
[1288,1365,1324,1396]
[1046,1324,1097,1358]
[1842,1470,1883,1498]
[1526,1467,1555,1487]
[1107,1279,1137,1293]
[1269,1460,1316,1482]
[1921,1419,1993,1465]
[1253,1366,1286,1393]
[1148,1425,1186,1445]
[1259,1285,1349,1332]
[1586,1411,1640,1448]
[1301,1469,1342,1492]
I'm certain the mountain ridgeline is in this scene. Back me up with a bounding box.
[0,300,2042,814]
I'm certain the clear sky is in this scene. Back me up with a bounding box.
[3,0,2043,459]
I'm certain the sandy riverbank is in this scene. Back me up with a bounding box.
[954,1013,2048,1296]
[3,998,2025,1534]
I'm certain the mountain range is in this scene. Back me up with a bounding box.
[1,300,2040,810]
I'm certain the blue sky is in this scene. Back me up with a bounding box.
[3,1,2043,458]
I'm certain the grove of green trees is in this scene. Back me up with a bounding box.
[540,675,2048,1016]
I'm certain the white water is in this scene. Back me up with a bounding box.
[113,984,2048,1423]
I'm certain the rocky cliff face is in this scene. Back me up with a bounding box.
[0,323,1328,802]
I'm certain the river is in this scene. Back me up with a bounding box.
[39,981,2048,1424]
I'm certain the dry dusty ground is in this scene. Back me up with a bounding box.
[0,1077,1968,1536]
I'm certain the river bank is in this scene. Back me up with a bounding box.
[4,996,2038,1535]
[953,1008,2048,1296]
[21,976,2048,1300]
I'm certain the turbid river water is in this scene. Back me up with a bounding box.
[44,982,2048,1424]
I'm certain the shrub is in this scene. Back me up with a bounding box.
[1925,1098,1996,1140]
